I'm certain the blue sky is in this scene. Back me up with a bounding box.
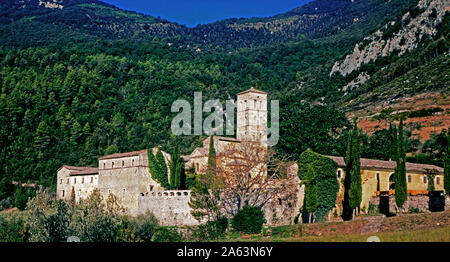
[102,0,313,27]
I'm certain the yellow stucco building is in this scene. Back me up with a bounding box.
[328,156,445,213]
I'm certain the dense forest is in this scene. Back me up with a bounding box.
[0,0,448,207]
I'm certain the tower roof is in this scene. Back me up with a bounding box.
[237,87,267,96]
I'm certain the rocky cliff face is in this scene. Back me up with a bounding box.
[330,0,448,77]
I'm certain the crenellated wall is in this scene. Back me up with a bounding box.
[137,190,200,226]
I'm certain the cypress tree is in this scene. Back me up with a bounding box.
[207,136,216,176]
[444,133,450,196]
[304,165,317,223]
[148,148,170,189]
[169,136,181,189]
[349,128,362,217]
[189,136,221,222]
[394,119,407,211]
[345,118,362,219]
[342,121,354,221]
[155,149,169,188]
[389,123,398,162]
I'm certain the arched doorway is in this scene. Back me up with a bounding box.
[389,173,395,190]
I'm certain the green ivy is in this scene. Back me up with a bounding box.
[148,148,170,189]
[298,150,339,222]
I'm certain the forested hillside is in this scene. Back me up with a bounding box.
[0,0,448,204]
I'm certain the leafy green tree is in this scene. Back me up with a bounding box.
[189,136,221,222]
[231,206,266,234]
[26,187,69,242]
[361,129,392,161]
[104,144,119,156]
[278,98,350,159]
[151,227,183,242]
[69,189,121,242]
[34,121,51,160]
[14,185,29,211]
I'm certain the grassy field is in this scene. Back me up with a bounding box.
[219,211,450,242]
[266,226,450,242]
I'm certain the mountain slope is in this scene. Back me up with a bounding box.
[0,0,421,50]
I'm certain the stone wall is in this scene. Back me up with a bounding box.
[137,190,200,226]
[56,168,98,203]
[370,194,449,213]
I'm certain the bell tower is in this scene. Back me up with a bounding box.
[236,88,267,145]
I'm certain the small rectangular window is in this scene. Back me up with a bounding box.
[67,179,69,184]
[60,179,62,184]
[91,177,93,183]
[408,175,412,183]
[62,190,65,197]
[82,178,84,184]
[112,162,114,168]
[436,177,440,185]
[423,176,427,184]
[122,161,125,167]
[74,178,76,184]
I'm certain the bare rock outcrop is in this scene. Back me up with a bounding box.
[330,0,448,77]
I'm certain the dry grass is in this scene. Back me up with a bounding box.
[224,225,450,242]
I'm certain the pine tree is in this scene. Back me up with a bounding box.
[394,119,407,212]
[444,133,450,196]
[35,121,51,159]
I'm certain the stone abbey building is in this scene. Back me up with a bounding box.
[57,88,446,225]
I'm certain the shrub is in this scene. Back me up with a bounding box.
[0,197,14,211]
[151,227,183,242]
[409,207,420,214]
[231,206,266,234]
[133,212,158,242]
[192,216,228,241]
[0,214,29,242]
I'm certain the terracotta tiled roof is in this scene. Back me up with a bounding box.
[202,136,240,144]
[99,149,148,160]
[58,165,98,176]
[217,136,240,142]
[327,156,444,174]
[181,155,191,161]
[237,87,267,95]
[190,147,209,157]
